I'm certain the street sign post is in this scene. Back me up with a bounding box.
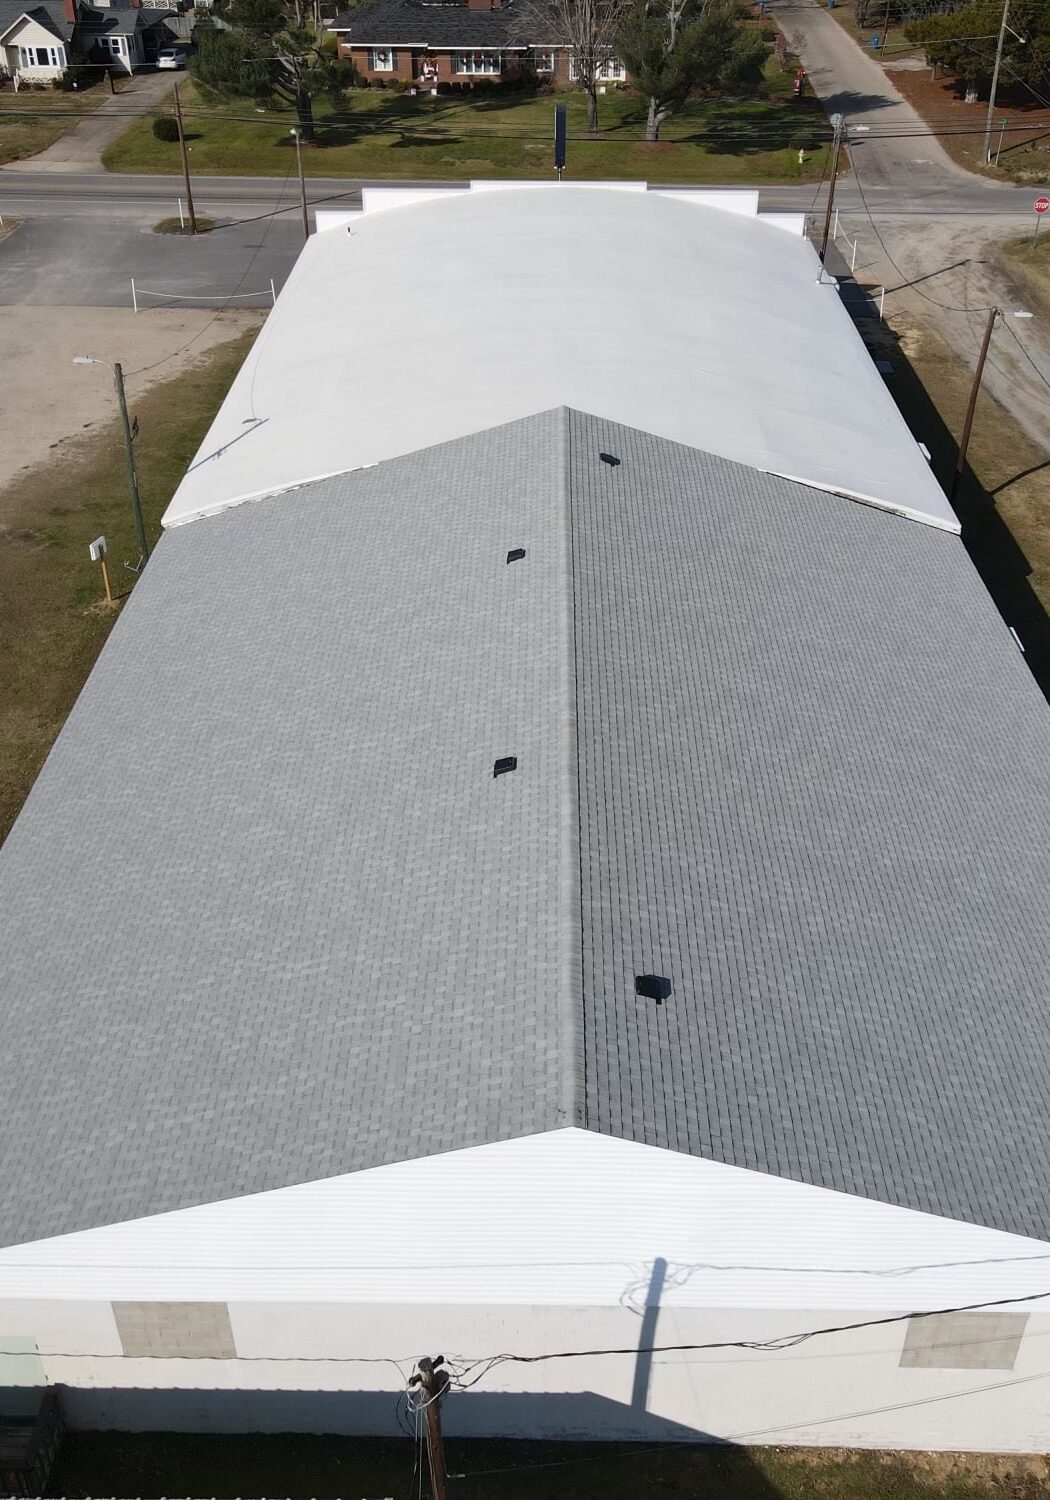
[1034,195,1049,243]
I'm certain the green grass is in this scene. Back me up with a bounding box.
[0,87,106,165]
[0,328,258,845]
[45,1432,1050,1500]
[102,66,831,183]
[826,1,912,60]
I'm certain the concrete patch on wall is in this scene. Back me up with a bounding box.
[113,1302,235,1360]
[900,1311,1028,1370]
[0,1334,45,1386]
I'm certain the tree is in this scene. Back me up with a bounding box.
[617,0,768,140]
[906,0,1050,97]
[194,0,355,143]
[512,0,631,130]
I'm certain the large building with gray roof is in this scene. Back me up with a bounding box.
[1,185,1049,1452]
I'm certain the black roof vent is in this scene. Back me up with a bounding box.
[506,548,526,564]
[493,756,518,778]
[635,974,672,1004]
[600,452,621,467]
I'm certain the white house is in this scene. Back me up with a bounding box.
[0,0,73,81]
[0,0,171,81]
[2,186,1050,1454]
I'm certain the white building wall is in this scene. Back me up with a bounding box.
[2,1298,1047,1450]
[2,1133,1049,1450]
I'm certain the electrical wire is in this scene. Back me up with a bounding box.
[122,158,294,382]
[1001,314,1050,396]
[848,146,996,313]
[6,1288,1050,1367]
[442,1287,1050,1392]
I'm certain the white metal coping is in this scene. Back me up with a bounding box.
[164,184,957,533]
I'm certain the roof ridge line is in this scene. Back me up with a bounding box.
[557,406,586,1130]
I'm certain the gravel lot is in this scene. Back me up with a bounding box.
[0,304,263,505]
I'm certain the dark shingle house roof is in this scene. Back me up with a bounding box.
[0,0,73,41]
[2,409,1050,1249]
[78,0,163,35]
[328,0,521,47]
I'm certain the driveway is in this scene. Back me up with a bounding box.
[4,70,175,174]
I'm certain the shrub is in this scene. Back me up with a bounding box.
[371,75,386,88]
[789,128,820,154]
[387,76,410,93]
[152,115,181,142]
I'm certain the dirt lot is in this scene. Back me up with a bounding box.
[0,304,262,502]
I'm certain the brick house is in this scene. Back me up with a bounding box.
[327,0,626,90]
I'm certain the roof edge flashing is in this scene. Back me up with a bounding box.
[771,469,961,536]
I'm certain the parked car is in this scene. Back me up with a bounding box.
[156,49,185,69]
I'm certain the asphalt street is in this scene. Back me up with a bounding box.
[1,167,1045,221]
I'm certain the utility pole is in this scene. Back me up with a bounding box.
[292,129,309,243]
[113,361,149,567]
[172,81,198,235]
[409,1355,449,1500]
[949,307,998,504]
[879,0,892,52]
[983,0,1013,164]
[819,113,845,265]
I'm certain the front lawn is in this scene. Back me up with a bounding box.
[0,84,106,165]
[102,66,831,183]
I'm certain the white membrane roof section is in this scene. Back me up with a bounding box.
[164,186,957,531]
[2,1131,1048,1307]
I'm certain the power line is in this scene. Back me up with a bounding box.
[123,160,295,382]
[1001,314,1050,396]
[848,148,996,313]
[4,1288,1050,1367]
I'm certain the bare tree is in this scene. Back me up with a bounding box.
[513,0,630,130]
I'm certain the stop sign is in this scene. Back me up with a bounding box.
[1035,195,1050,214]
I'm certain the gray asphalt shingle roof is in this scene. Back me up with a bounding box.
[2,408,1050,1249]
[0,0,71,41]
[328,0,520,47]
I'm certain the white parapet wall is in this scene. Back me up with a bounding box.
[1,1133,1048,1449]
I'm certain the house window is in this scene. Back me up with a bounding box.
[568,55,625,82]
[368,47,395,71]
[452,51,501,75]
[533,49,555,72]
[19,45,63,67]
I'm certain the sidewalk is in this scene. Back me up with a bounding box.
[3,70,174,174]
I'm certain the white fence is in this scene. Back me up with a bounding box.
[131,277,277,313]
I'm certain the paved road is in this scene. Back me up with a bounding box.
[0,212,301,307]
[0,168,1044,222]
[766,0,981,191]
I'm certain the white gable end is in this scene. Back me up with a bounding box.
[2,1129,1047,1311]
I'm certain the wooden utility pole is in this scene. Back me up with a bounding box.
[292,129,309,244]
[819,114,845,264]
[409,1355,449,1500]
[879,0,892,51]
[172,82,198,235]
[983,0,1011,163]
[949,307,998,504]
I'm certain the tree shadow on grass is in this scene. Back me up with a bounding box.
[317,120,462,148]
[676,99,827,154]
